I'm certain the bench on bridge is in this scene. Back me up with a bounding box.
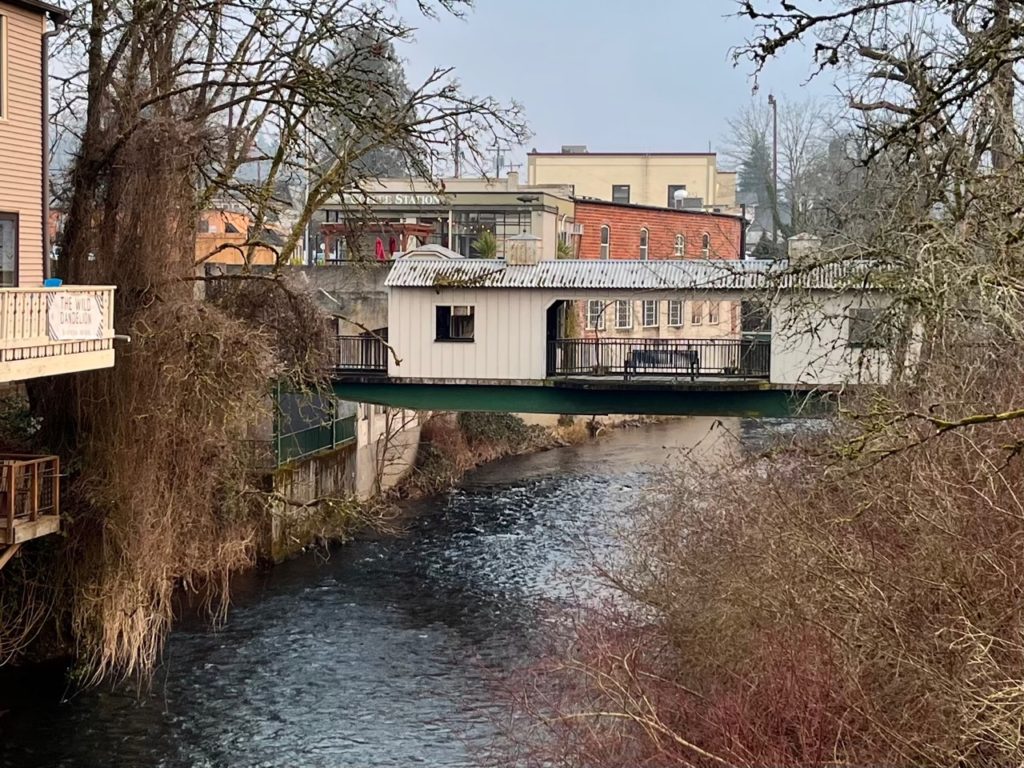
[624,347,699,380]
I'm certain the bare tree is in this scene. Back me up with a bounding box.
[6,0,527,681]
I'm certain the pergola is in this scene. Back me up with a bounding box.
[320,221,437,260]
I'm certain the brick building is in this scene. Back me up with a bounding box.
[572,199,743,261]
[570,200,745,341]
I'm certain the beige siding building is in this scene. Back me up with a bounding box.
[0,0,47,287]
[0,0,117,387]
[528,149,738,213]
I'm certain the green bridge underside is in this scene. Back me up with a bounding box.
[331,378,832,418]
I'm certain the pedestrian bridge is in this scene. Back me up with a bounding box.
[329,256,890,417]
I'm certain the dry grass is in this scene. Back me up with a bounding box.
[507,343,1024,768]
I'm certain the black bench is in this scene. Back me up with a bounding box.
[624,347,699,379]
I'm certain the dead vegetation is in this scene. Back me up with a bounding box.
[506,343,1024,767]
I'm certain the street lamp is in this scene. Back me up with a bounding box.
[768,93,779,250]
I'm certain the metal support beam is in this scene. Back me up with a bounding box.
[331,380,830,418]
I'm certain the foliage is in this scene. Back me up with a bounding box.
[509,347,1024,766]
[456,412,535,451]
[557,239,575,259]
[472,229,498,259]
[408,413,542,496]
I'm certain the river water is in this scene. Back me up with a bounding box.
[0,418,791,768]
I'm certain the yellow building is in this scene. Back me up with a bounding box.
[527,148,737,213]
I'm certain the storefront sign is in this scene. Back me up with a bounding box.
[341,192,445,208]
[47,293,106,341]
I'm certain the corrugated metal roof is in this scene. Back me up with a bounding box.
[384,258,879,291]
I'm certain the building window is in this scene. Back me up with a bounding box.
[639,228,649,260]
[701,233,711,256]
[667,184,687,208]
[197,216,211,234]
[642,300,659,328]
[586,300,605,330]
[848,307,883,347]
[612,185,630,204]
[674,234,685,257]
[615,300,632,329]
[708,301,720,325]
[0,212,17,288]
[668,300,683,327]
[435,305,475,342]
[600,225,610,259]
[691,300,704,325]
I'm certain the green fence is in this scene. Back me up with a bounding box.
[272,385,358,467]
[275,414,357,466]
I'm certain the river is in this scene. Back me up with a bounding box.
[0,417,793,768]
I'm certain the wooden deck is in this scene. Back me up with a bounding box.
[0,455,60,547]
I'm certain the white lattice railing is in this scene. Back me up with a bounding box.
[0,286,116,369]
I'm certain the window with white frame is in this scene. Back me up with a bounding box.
[674,234,685,257]
[587,300,605,330]
[639,228,649,260]
[600,225,610,259]
[701,233,711,256]
[615,300,632,329]
[708,301,720,324]
[691,300,704,325]
[642,300,659,327]
[668,299,683,326]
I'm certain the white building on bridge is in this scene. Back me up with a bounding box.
[368,251,893,389]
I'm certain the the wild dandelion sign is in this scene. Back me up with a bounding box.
[47,293,105,340]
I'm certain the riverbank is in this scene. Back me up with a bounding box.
[0,418,746,767]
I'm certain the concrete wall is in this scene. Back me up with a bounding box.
[0,1,44,286]
[277,262,391,332]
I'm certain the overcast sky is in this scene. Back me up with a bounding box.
[396,0,837,172]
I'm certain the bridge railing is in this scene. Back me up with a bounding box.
[548,338,771,380]
[335,335,388,374]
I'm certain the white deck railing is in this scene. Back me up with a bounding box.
[0,286,116,380]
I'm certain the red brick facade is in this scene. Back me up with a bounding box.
[572,199,742,261]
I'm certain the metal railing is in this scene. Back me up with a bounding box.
[275,414,358,466]
[0,455,60,541]
[547,338,771,380]
[335,335,388,374]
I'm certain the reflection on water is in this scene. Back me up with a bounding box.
[0,418,798,768]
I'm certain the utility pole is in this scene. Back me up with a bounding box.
[768,93,779,250]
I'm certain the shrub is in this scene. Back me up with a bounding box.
[510,343,1024,767]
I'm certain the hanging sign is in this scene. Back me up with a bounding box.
[47,293,106,341]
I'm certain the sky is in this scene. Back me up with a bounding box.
[396,0,838,172]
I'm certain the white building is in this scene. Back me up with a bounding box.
[381,253,893,388]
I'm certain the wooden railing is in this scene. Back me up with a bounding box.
[334,334,388,374]
[0,286,116,380]
[0,455,60,544]
[547,338,771,380]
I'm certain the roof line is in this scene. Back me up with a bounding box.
[572,197,744,222]
[3,0,69,20]
[528,151,718,158]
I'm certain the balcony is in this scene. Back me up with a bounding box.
[0,286,117,383]
[547,337,771,380]
[0,455,60,546]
